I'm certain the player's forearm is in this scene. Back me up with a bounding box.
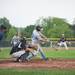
[26,48,34,52]
[40,33,48,42]
[39,38,47,43]
[39,32,47,39]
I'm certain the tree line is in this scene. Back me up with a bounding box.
[0,17,75,41]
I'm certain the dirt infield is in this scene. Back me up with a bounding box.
[0,59,75,69]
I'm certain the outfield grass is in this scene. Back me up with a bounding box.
[0,47,75,59]
[0,68,75,75]
[44,48,75,59]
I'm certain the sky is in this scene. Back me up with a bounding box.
[0,0,75,27]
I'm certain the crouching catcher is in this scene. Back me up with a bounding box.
[10,37,38,62]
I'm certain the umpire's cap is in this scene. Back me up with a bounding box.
[36,25,42,31]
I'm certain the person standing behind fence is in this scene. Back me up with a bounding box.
[0,25,7,51]
[31,25,49,60]
[0,25,7,41]
[11,33,21,47]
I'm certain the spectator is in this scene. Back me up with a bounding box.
[0,25,7,51]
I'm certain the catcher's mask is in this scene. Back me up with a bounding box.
[20,37,27,44]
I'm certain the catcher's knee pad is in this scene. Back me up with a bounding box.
[20,52,29,60]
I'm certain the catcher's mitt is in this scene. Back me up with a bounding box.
[28,44,38,50]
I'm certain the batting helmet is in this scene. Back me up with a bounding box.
[36,25,42,31]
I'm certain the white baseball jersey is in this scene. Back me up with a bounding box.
[32,30,42,44]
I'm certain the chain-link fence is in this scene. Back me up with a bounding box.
[0,40,75,47]
[0,40,11,47]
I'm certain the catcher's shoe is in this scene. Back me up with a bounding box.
[15,57,22,62]
[25,58,30,62]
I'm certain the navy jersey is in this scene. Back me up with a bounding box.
[0,32,4,41]
[58,37,66,42]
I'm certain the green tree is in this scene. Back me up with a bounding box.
[36,17,72,38]
[70,25,75,37]
[0,17,12,38]
[6,27,17,40]
[22,25,35,38]
[0,17,11,29]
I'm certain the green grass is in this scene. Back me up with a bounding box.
[37,47,75,59]
[0,47,75,59]
[44,49,75,59]
[0,68,75,75]
[0,47,75,75]
[0,47,11,59]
